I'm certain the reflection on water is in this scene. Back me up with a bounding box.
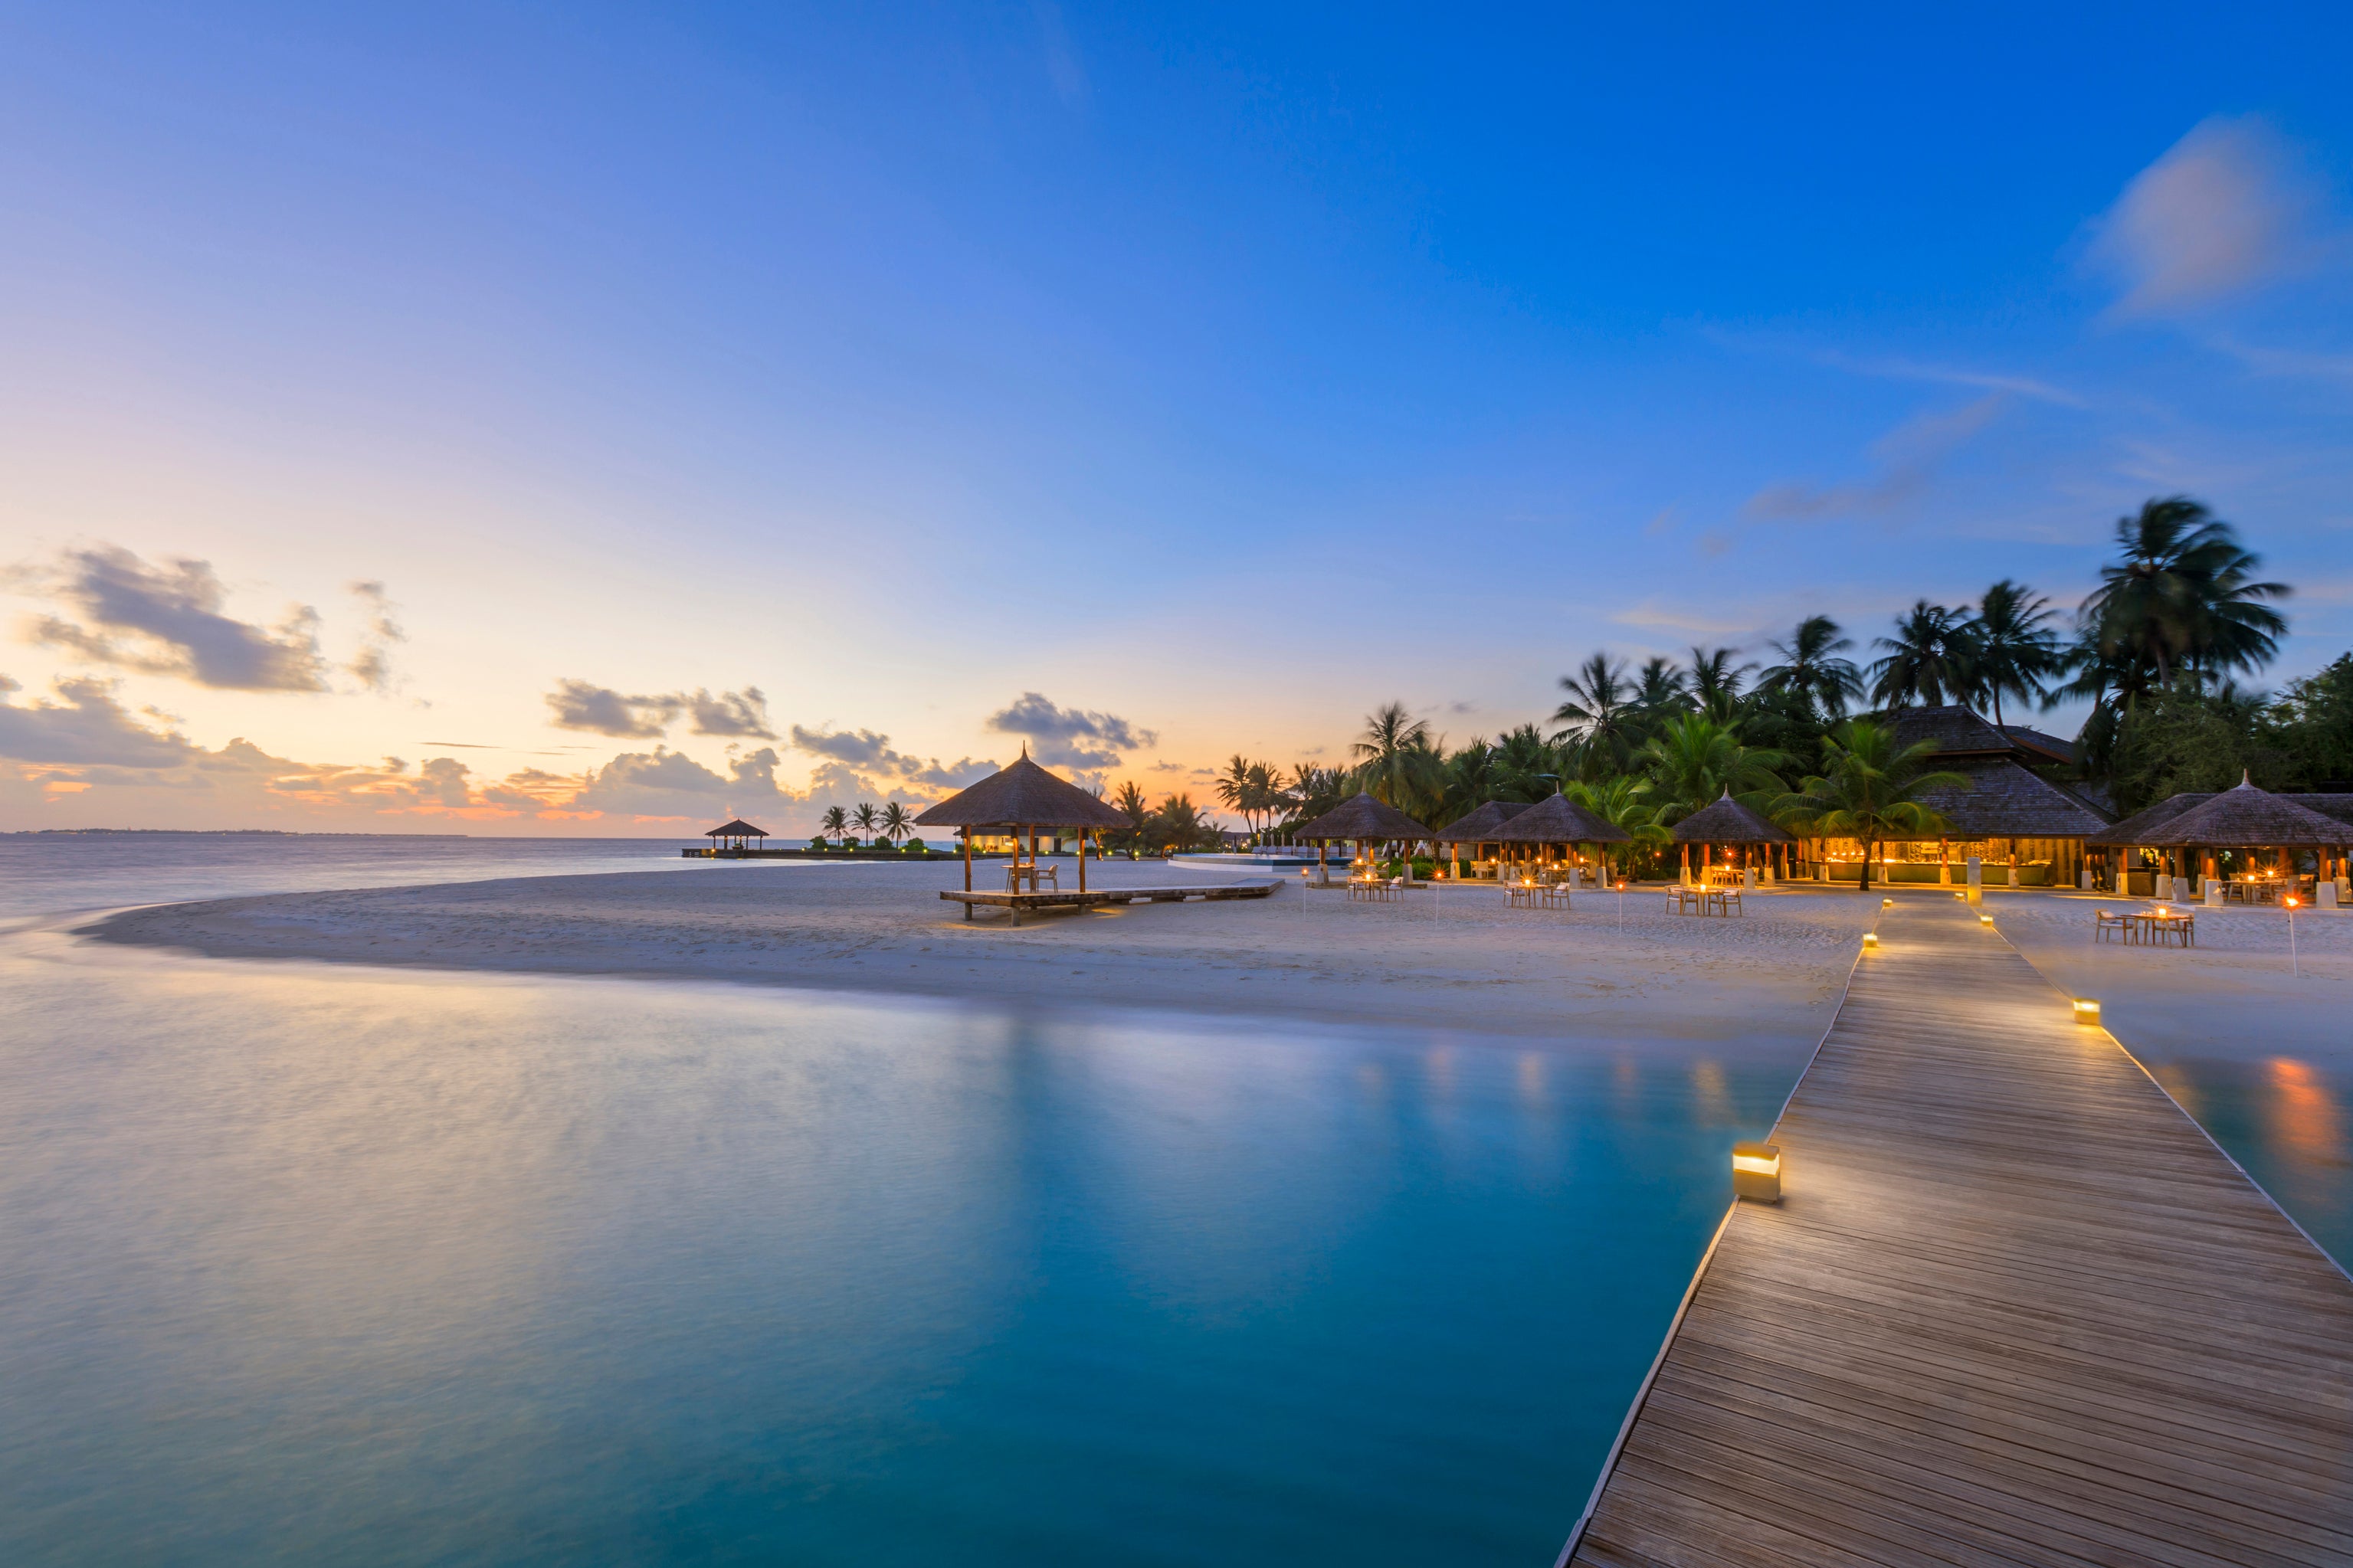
[0,934,1798,1568]
[2149,1054,2353,1269]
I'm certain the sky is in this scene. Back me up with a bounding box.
[2,2,2350,835]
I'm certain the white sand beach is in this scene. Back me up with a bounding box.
[89,861,1881,1050]
[84,863,2353,1063]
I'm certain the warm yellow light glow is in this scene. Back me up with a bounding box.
[1978,913,1993,925]
[1862,932,1879,948]
[1881,897,1893,907]
[2073,998,2101,1024]
[1732,1141,1783,1202]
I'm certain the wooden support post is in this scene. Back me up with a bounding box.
[1078,826,1087,893]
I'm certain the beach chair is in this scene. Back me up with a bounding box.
[2092,909,2126,944]
[1719,889,1742,917]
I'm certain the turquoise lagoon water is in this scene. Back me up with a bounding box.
[4,836,2346,1564]
[1,836,1790,1566]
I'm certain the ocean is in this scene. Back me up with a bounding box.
[0,833,1798,1565]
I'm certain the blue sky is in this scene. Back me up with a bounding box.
[2,3,2349,830]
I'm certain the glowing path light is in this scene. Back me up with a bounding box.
[1732,1142,1783,1203]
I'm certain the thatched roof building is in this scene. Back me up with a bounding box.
[1292,792,1434,843]
[2299,794,2353,828]
[1670,790,1791,845]
[704,818,769,840]
[2086,793,2214,848]
[913,754,1126,829]
[1912,760,2111,839]
[1489,792,1630,845]
[2135,777,2353,849]
[1433,800,1532,843]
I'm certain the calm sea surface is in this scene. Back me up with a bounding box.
[0,835,1791,1566]
[2,835,2345,1566]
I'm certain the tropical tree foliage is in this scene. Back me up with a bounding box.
[850,801,880,847]
[1871,601,1978,709]
[878,802,913,845]
[2074,496,2289,690]
[1773,722,1970,892]
[820,805,849,846]
[1757,615,1863,722]
[1351,702,1445,815]
[1636,714,1791,823]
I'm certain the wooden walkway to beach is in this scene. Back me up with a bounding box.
[1564,896,2353,1568]
[942,879,1279,925]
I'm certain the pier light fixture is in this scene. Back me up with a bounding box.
[1732,1142,1783,1203]
[1861,931,1879,950]
[2073,998,2101,1025]
[1978,912,1994,925]
[1881,896,1893,908]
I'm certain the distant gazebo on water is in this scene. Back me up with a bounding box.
[704,819,771,853]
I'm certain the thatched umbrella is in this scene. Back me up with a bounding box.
[1489,792,1630,885]
[2086,791,2214,894]
[1292,792,1436,883]
[1433,800,1531,880]
[914,751,1126,895]
[1670,789,1791,886]
[2133,774,2352,897]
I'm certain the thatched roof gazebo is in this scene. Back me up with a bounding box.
[1292,792,1436,883]
[1670,790,1791,888]
[2087,793,2215,849]
[704,818,770,852]
[1433,800,1531,880]
[2127,775,2353,902]
[914,752,1127,895]
[1488,792,1630,885]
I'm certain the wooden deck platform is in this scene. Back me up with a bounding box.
[1565,896,2353,1567]
[942,879,1279,925]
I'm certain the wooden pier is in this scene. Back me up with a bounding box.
[942,879,1279,925]
[1565,896,2353,1567]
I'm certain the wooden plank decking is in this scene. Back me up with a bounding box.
[942,879,1279,924]
[1565,895,2353,1568]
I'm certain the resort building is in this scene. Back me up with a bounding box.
[1807,705,2111,886]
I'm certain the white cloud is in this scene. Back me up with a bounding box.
[545,679,686,738]
[984,691,1156,770]
[2089,115,2322,316]
[347,581,405,692]
[788,724,994,794]
[1744,394,2008,521]
[0,675,201,767]
[22,545,328,692]
[687,686,777,738]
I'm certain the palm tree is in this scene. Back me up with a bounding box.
[1565,776,1670,880]
[1215,756,1283,840]
[2077,496,2289,688]
[1637,713,1791,823]
[1757,615,1863,719]
[1870,601,1978,709]
[851,801,880,847]
[1107,780,1152,856]
[1490,722,1565,802]
[1629,656,1693,725]
[1280,763,1349,832]
[1773,720,1970,892]
[1553,654,1637,768]
[1147,794,1218,855]
[1352,702,1443,813]
[1686,646,1755,724]
[1971,580,2063,728]
[820,805,848,846]
[879,801,913,845]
